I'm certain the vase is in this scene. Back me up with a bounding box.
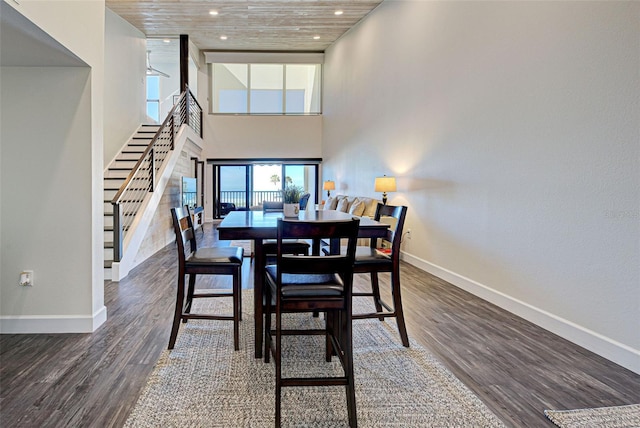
[283,203,300,217]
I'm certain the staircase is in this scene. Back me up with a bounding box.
[103,87,203,281]
[104,125,160,280]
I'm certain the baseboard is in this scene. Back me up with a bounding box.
[0,305,107,334]
[400,251,640,375]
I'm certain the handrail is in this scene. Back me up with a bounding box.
[111,87,202,262]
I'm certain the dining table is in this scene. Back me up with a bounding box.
[217,209,390,358]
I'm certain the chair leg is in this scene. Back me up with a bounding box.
[168,272,186,349]
[182,273,196,323]
[342,309,358,427]
[238,267,243,321]
[264,285,272,363]
[275,309,282,427]
[233,268,240,351]
[391,266,410,347]
[369,272,385,321]
[325,311,336,361]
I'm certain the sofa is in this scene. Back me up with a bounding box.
[322,195,381,218]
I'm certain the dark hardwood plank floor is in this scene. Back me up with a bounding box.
[1,223,638,427]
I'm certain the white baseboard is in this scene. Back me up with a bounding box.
[0,305,107,334]
[400,251,640,375]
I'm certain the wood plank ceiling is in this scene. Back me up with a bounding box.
[106,0,384,52]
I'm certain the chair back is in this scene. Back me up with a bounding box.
[299,193,311,210]
[276,218,360,286]
[263,201,284,212]
[371,204,407,263]
[171,206,197,267]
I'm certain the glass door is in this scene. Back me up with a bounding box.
[252,164,283,205]
[212,161,320,218]
[216,165,249,216]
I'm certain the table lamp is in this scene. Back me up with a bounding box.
[323,180,335,198]
[374,175,396,205]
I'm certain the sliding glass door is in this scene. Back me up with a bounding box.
[211,161,320,218]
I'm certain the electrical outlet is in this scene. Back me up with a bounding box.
[406,229,412,240]
[20,270,34,286]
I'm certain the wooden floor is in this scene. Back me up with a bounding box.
[1,223,638,427]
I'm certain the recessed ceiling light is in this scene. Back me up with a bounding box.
[163,38,171,43]
[334,10,343,16]
[313,35,320,40]
[209,10,218,16]
[220,35,228,40]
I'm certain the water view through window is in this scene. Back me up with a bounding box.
[215,163,317,216]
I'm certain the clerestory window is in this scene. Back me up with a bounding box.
[210,62,322,115]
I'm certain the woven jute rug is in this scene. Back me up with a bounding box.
[545,404,640,428]
[125,291,505,427]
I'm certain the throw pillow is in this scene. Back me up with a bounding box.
[336,198,349,213]
[348,200,366,216]
[324,196,337,210]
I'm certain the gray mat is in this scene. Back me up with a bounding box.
[125,292,505,427]
[545,403,640,428]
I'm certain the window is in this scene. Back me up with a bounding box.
[211,63,322,115]
[214,63,248,113]
[146,76,160,122]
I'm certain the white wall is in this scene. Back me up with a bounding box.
[0,66,103,331]
[323,1,639,372]
[200,113,322,220]
[204,115,322,160]
[0,0,106,332]
[104,8,146,168]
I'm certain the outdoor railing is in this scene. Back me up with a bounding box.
[220,190,283,209]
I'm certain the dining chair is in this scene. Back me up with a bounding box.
[352,204,410,347]
[264,217,360,427]
[169,206,243,351]
[262,202,310,256]
[298,192,311,210]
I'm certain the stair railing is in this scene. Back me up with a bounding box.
[111,87,202,262]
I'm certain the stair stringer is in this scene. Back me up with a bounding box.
[111,124,203,281]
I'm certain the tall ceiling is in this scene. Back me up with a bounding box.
[106,0,383,52]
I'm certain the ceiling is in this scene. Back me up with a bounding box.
[106,0,383,53]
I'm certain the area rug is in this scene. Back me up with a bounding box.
[125,292,505,427]
[545,404,640,428]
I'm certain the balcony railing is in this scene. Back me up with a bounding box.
[219,190,283,209]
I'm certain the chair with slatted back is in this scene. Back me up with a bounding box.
[352,203,409,347]
[169,206,244,351]
[264,217,360,427]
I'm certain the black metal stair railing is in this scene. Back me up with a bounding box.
[111,87,202,262]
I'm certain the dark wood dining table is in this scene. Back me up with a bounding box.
[217,209,390,358]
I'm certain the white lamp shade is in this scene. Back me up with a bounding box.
[323,180,336,191]
[374,176,396,193]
